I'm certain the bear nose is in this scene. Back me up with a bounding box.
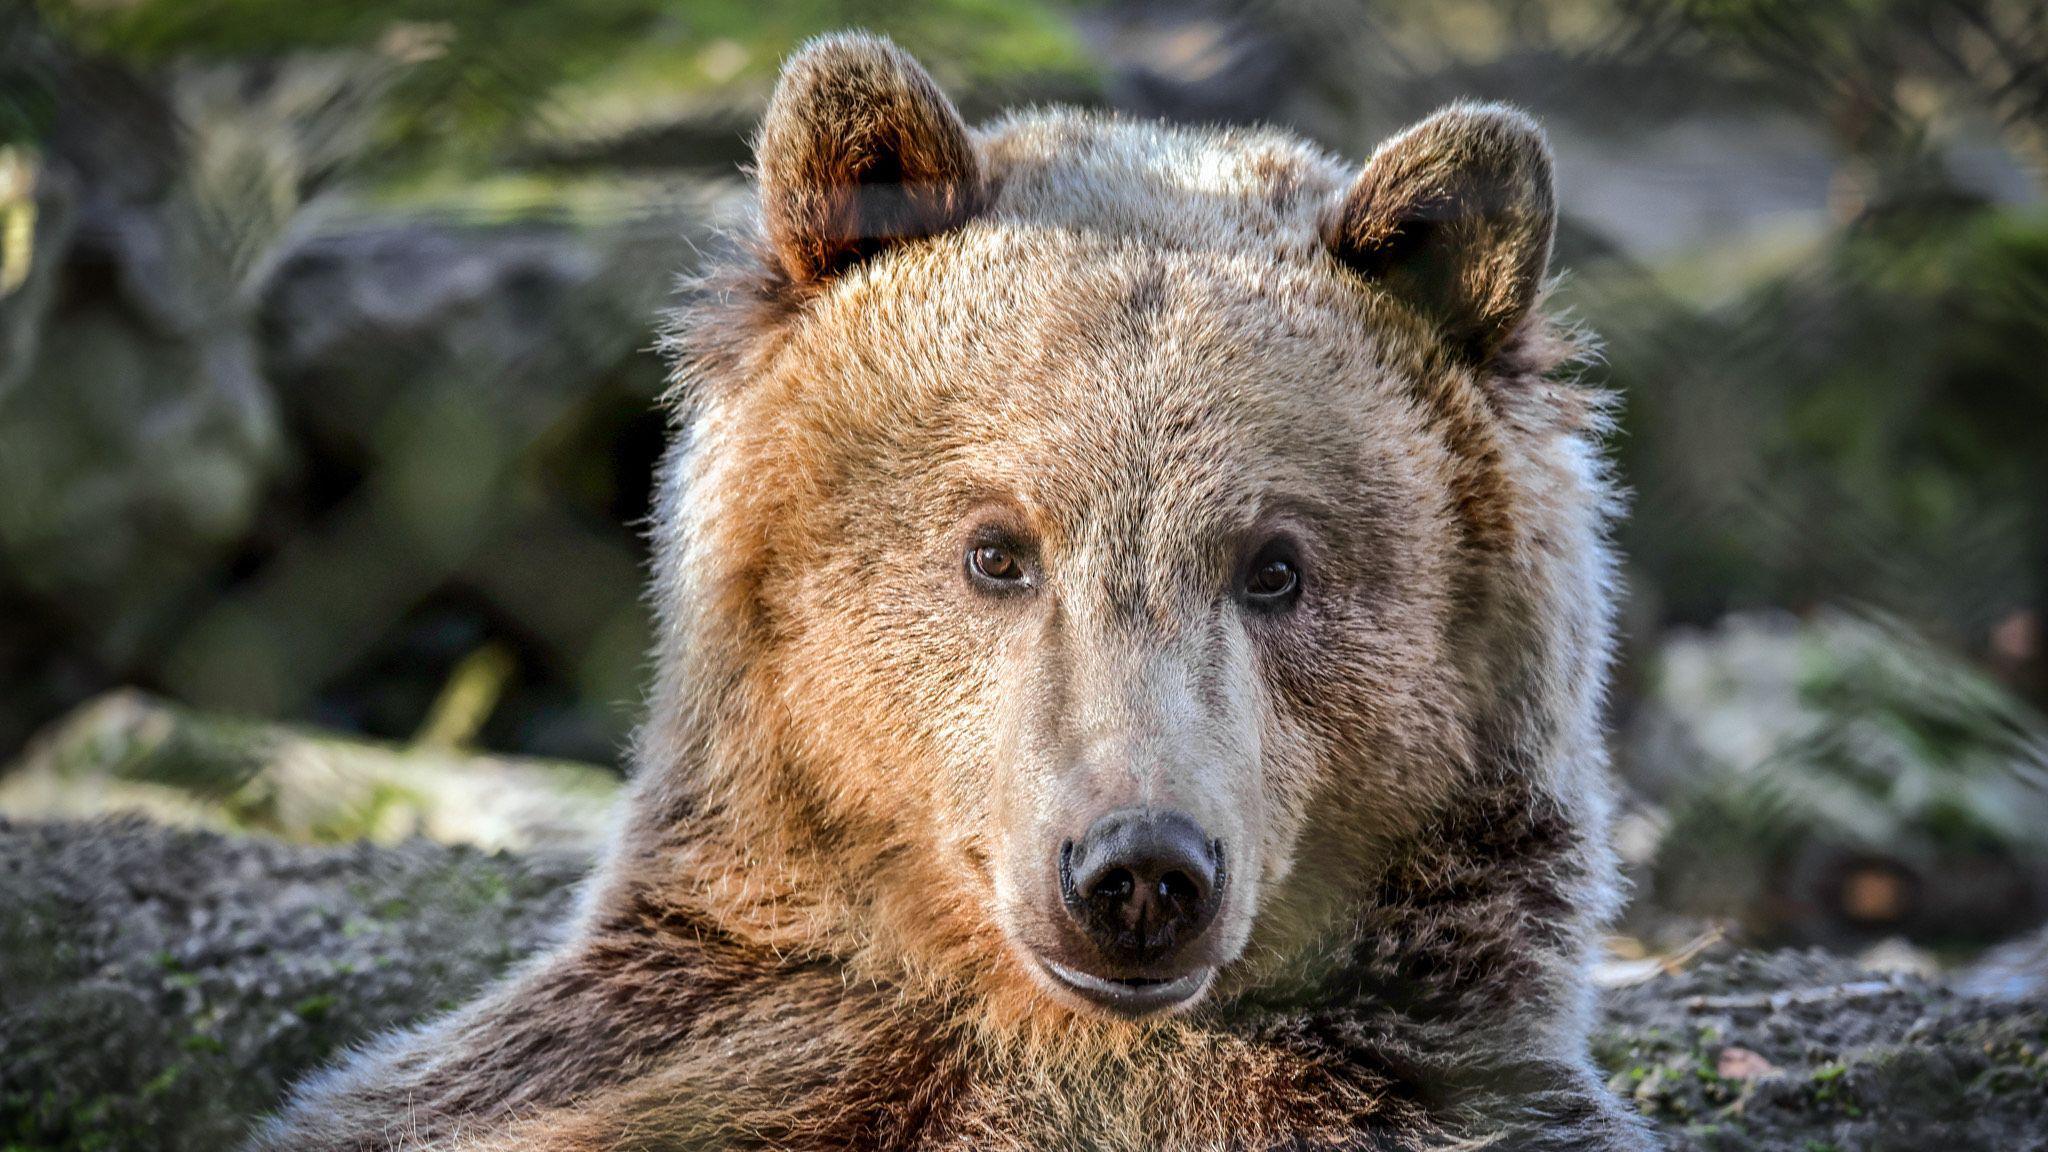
[1059,809,1224,965]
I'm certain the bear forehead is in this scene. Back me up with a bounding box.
[773,251,1421,482]
[975,109,1353,252]
[746,110,1450,532]
[764,249,1441,556]
[756,109,1429,418]
[774,233,1423,483]
[773,112,1407,406]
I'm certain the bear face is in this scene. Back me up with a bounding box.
[649,35,1584,1031]
[722,214,1486,1018]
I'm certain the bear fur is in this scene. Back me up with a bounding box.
[253,32,1653,1152]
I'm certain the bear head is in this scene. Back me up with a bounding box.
[633,32,1611,1032]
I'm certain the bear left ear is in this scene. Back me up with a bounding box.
[755,33,984,287]
[1323,104,1556,365]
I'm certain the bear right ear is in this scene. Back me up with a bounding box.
[1323,105,1556,366]
[755,34,984,287]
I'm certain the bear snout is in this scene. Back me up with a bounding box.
[1058,808,1225,967]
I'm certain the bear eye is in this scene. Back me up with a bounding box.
[967,541,1030,590]
[1241,543,1303,610]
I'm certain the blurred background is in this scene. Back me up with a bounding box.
[2,0,2046,960]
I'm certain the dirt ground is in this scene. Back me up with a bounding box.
[1599,949,2048,1150]
[4,819,2044,1150]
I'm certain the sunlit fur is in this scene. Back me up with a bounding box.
[253,33,1654,1152]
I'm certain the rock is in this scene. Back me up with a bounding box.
[3,821,2046,1151]
[0,23,718,760]
[258,206,704,444]
[0,691,621,851]
[0,42,289,678]
[148,202,714,737]
[1074,0,1293,127]
[1598,948,2048,1151]
[0,819,582,1152]
[1959,924,2048,1002]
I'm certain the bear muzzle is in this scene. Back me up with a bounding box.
[1038,808,1227,1016]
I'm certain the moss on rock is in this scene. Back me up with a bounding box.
[0,819,582,1152]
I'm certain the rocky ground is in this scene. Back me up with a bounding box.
[0,819,584,1152]
[1601,951,2048,1150]
[3,819,2044,1151]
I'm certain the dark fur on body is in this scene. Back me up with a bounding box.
[254,779,1642,1150]
[254,33,1654,1152]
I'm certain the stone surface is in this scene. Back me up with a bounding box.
[1602,949,2048,1151]
[0,819,584,1152]
[3,820,2044,1151]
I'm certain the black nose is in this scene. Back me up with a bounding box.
[1060,809,1224,965]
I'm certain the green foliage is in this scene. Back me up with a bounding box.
[34,0,1094,168]
[0,9,59,146]
[1589,207,2048,631]
[1645,610,2048,940]
[1720,615,2043,843]
[1676,0,2048,166]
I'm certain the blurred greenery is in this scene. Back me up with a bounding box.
[1587,205,2048,633]
[1677,0,2048,171]
[1642,612,2048,943]
[32,0,1097,170]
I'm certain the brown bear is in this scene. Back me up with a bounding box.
[253,32,1653,1152]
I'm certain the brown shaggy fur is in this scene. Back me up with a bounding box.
[253,32,1653,1152]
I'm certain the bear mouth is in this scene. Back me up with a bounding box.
[1037,957,1212,1018]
